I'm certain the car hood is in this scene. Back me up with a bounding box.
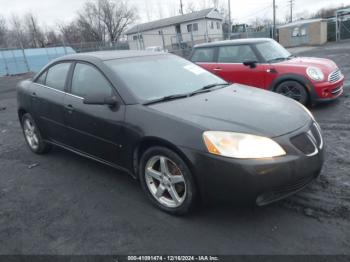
[280,57,338,72]
[148,85,311,138]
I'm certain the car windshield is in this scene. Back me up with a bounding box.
[105,55,227,102]
[255,41,292,63]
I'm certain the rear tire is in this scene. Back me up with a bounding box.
[275,80,309,105]
[21,113,52,154]
[139,146,197,215]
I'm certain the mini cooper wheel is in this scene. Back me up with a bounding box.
[21,113,51,154]
[139,147,197,215]
[275,80,309,105]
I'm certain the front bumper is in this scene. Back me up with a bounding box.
[310,77,344,102]
[180,121,324,205]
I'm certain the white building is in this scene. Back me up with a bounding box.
[125,8,223,50]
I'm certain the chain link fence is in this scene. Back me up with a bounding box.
[0,41,129,77]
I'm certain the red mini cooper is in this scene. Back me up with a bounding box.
[190,38,344,105]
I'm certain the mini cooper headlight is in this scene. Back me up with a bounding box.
[203,131,286,159]
[306,67,324,81]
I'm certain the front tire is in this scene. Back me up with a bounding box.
[275,80,309,105]
[21,113,52,154]
[139,146,197,215]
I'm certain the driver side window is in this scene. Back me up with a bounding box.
[71,63,112,98]
[218,45,257,63]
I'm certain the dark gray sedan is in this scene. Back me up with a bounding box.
[17,51,324,215]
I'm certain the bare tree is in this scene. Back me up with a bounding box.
[0,15,7,47]
[59,22,83,44]
[9,14,28,48]
[98,0,136,43]
[25,13,45,48]
[77,0,106,42]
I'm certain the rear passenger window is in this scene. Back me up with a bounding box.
[45,63,71,91]
[35,71,47,85]
[218,45,257,63]
[71,63,112,98]
[191,48,215,63]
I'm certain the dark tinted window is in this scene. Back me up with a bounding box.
[218,45,257,63]
[191,48,215,63]
[36,71,47,85]
[45,63,71,91]
[71,63,112,98]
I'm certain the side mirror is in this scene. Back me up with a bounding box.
[83,93,119,107]
[243,60,258,69]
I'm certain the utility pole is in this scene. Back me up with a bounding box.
[273,0,276,39]
[180,0,184,15]
[289,0,295,22]
[228,0,231,35]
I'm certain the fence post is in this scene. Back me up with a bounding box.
[21,47,30,72]
[160,31,166,50]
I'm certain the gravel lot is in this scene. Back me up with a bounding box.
[0,41,349,255]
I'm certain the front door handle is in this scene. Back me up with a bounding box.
[65,104,74,114]
[213,68,222,72]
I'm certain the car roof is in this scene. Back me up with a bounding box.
[194,38,273,48]
[57,50,168,62]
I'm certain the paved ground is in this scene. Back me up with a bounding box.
[0,41,350,255]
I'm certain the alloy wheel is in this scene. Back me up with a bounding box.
[23,118,39,151]
[145,155,186,208]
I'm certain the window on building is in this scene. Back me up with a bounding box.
[187,23,198,32]
[216,21,220,29]
[210,21,214,29]
[187,24,193,32]
[132,35,138,41]
[292,27,300,37]
[300,27,307,36]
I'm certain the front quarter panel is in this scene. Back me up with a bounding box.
[123,104,206,173]
[17,79,34,120]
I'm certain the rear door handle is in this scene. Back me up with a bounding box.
[65,104,75,114]
[31,92,37,101]
[213,68,222,72]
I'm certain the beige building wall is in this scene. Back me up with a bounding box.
[278,21,328,47]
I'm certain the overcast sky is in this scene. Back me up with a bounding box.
[0,0,349,29]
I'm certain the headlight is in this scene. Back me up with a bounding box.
[306,67,324,81]
[203,131,286,159]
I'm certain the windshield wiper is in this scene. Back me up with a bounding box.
[143,94,188,105]
[189,83,230,96]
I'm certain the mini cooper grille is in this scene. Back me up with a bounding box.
[290,123,323,156]
[328,69,342,83]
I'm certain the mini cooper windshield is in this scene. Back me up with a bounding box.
[105,55,228,103]
[255,41,292,63]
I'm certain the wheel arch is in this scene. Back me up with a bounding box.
[269,73,319,104]
[133,137,196,181]
[18,108,28,124]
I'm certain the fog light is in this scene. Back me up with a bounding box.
[322,89,329,97]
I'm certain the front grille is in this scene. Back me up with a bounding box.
[290,133,316,155]
[328,69,342,83]
[290,122,323,156]
[331,86,343,95]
